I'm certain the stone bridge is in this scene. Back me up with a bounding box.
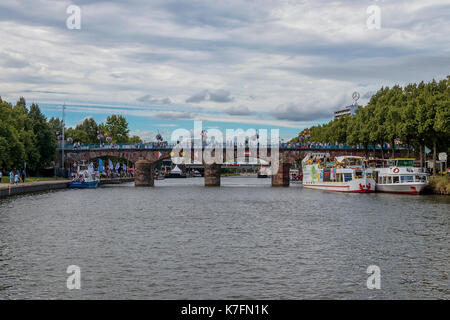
[62,146,402,187]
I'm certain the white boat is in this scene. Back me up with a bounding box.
[257,167,271,178]
[367,158,428,194]
[69,161,99,188]
[167,165,186,178]
[302,153,375,193]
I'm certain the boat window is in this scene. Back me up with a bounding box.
[346,158,362,166]
[323,169,331,182]
[416,175,427,183]
[401,175,414,183]
[397,159,415,167]
[344,173,352,182]
[393,176,400,183]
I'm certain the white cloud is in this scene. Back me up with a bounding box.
[0,0,448,129]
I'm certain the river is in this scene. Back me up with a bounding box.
[0,177,448,299]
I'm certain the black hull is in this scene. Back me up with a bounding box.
[167,174,187,178]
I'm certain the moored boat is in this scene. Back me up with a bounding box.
[155,173,166,180]
[302,153,375,193]
[257,167,271,178]
[367,158,428,194]
[68,180,99,188]
[192,170,203,177]
[69,162,99,188]
[167,165,187,178]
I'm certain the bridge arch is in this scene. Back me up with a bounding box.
[64,149,173,165]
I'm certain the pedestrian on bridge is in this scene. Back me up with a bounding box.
[21,168,26,183]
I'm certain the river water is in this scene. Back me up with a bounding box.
[0,177,448,299]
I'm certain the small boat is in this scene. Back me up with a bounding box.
[167,165,187,178]
[257,167,271,178]
[69,161,99,188]
[192,170,203,177]
[155,171,166,180]
[289,168,302,182]
[302,153,375,193]
[367,158,428,194]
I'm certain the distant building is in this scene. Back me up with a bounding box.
[334,104,358,120]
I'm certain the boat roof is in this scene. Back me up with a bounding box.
[335,156,364,162]
[171,165,182,173]
[366,158,415,161]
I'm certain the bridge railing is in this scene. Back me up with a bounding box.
[59,142,398,151]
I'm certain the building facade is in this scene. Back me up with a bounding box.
[334,105,358,120]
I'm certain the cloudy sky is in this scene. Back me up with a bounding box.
[0,0,449,140]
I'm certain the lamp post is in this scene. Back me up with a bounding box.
[97,133,104,147]
[61,103,66,170]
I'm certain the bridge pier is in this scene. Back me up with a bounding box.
[134,160,154,187]
[204,164,221,186]
[271,162,291,187]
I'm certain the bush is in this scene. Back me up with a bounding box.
[428,176,450,195]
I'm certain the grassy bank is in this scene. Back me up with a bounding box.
[222,173,242,176]
[427,176,450,195]
[1,176,68,183]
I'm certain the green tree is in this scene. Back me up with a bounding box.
[0,100,25,169]
[12,102,39,170]
[49,117,64,137]
[77,117,99,143]
[289,76,449,167]
[105,115,130,143]
[128,135,143,143]
[29,103,56,167]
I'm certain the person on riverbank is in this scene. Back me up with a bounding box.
[0,170,2,182]
[21,169,26,183]
[10,170,14,184]
[14,171,20,184]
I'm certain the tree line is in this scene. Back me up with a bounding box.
[49,114,142,145]
[291,77,449,168]
[0,97,56,172]
[0,97,143,172]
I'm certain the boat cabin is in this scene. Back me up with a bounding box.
[366,158,427,185]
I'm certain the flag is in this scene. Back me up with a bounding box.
[98,159,103,173]
[115,162,120,171]
[109,159,113,170]
[123,163,127,171]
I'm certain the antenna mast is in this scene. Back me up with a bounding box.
[61,103,66,170]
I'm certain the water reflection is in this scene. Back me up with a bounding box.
[0,177,448,299]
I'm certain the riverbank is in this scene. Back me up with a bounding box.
[427,176,450,195]
[0,180,69,198]
[0,176,68,183]
[0,177,135,198]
